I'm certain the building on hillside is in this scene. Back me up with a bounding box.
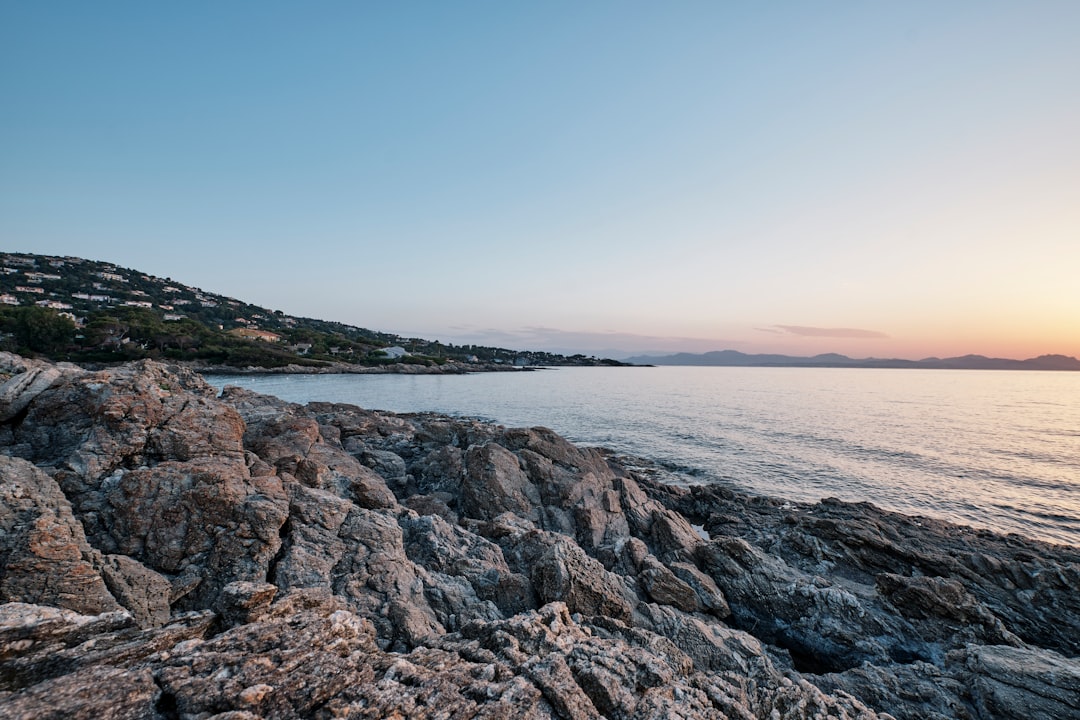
[381,346,409,359]
[36,300,73,310]
[0,294,19,305]
[228,328,283,342]
[15,286,45,294]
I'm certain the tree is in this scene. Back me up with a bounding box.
[11,307,76,354]
[85,314,131,350]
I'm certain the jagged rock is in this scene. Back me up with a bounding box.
[525,534,634,622]
[638,554,699,612]
[3,355,1080,719]
[0,665,160,720]
[696,534,917,673]
[462,441,542,521]
[959,644,1080,720]
[0,602,212,691]
[875,572,1021,646]
[99,554,172,628]
[270,479,441,648]
[401,513,535,616]
[215,580,277,627]
[155,609,378,718]
[0,456,119,615]
[0,359,65,423]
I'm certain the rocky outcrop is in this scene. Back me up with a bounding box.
[1,351,1078,718]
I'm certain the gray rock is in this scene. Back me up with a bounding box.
[99,554,172,628]
[3,355,1079,720]
[0,456,119,615]
[462,442,541,521]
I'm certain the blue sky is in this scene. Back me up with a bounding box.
[3,2,1079,358]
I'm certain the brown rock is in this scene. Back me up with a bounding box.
[462,442,541,521]
[0,456,119,615]
[99,554,172,628]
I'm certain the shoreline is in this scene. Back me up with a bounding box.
[1,351,1078,718]
[183,359,533,375]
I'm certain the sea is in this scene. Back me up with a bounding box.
[203,366,1080,548]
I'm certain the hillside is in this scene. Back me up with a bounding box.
[0,252,627,369]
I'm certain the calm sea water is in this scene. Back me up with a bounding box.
[204,367,1080,548]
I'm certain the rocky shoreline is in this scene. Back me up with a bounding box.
[173,359,533,376]
[1,352,1078,719]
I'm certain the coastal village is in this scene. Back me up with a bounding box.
[0,252,623,369]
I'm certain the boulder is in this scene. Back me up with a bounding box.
[0,456,119,616]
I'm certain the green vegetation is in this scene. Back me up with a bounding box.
[0,253,631,369]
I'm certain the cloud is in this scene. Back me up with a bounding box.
[773,325,889,339]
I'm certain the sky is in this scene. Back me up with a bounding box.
[2,1,1078,360]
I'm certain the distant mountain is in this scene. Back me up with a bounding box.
[625,350,1080,371]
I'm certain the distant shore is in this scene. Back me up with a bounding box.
[181,359,534,376]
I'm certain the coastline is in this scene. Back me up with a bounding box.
[1,351,1078,718]
[180,358,533,375]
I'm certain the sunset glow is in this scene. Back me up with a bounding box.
[2,2,1078,359]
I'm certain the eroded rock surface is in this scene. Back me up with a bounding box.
[1,352,1078,719]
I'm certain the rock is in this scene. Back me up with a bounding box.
[215,580,277,627]
[461,442,541,521]
[0,360,65,423]
[696,534,914,673]
[638,554,699,612]
[527,535,634,622]
[0,456,119,615]
[959,644,1080,720]
[0,665,160,720]
[3,354,1080,720]
[875,572,1021,646]
[357,448,409,492]
[99,554,172,628]
[0,602,212,692]
[155,609,378,718]
[401,513,535,616]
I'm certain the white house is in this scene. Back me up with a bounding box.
[36,300,73,310]
[382,346,409,359]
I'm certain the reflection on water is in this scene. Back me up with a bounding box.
[204,367,1080,547]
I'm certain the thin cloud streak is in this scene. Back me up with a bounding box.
[773,325,889,340]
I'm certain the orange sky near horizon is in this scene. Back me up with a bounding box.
[3,4,1079,361]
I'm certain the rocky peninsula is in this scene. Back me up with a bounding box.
[1,351,1078,719]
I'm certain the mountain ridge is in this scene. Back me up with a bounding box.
[625,349,1080,371]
